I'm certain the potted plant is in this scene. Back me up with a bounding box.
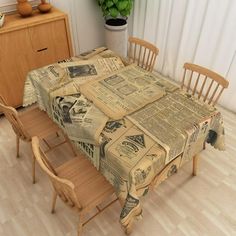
[97,0,133,57]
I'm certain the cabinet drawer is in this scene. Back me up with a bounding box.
[151,155,182,188]
[28,19,70,68]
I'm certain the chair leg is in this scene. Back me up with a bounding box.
[118,197,126,208]
[124,220,133,235]
[78,213,84,236]
[69,141,77,157]
[32,154,36,184]
[16,136,20,158]
[193,155,199,176]
[63,133,77,156]
[203,142,206,150]
[51,191,58,214]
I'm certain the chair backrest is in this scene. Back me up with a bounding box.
[181,63,229,106]
[0,95,7,106]
[128,36,159,72]
[32,136,82,210]
[0,95,31,141]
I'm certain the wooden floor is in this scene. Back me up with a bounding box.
[0,105,236,236]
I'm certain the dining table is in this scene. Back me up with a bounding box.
[23,47,225,233]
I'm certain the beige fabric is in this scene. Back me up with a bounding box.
[22,48,226,229]
[128,90,223,164]
[80,65,166,120]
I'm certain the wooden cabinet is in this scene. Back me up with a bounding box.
[0,8,73,107]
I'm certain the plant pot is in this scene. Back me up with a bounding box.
[105,18,128,57]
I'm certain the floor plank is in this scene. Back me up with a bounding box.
[0,105,236,235]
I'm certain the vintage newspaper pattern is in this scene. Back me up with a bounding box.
[92,48,131,66]
[207,111,225,150]
[181,116,212,166]
[95,48,120,59]
[48,90,225,227]
[23,73,37,107]
[22,49,117,107]
[51,93,109,146]
[23,58,77,107]
[76,47,131,67]
[99,118,166,225]
[23,47,129,109]
[72,140,101,169]
[153,72,180,92]
[23,56,125,109]
[77,47,107,60]
[25,57,125,115]
[59,57,125,84]
[29,64,70,112]
[22,50,226,229]
[180,110,225,166]
[128,90,220,164]
[80,65,167,120]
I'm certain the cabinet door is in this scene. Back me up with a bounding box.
[28,19,71,69]
[0,29,32,107]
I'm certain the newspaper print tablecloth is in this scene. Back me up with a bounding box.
[80,65,166,120]
[23,48,226,230]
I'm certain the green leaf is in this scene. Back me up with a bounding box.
[97,0,104,6]
[109,7,119,18]
[103,9,110,16]
[116,0,128,11]
[120,9,129,16]
[97,0,133,18]
[127,1,132,11]
[102,4,107,11]
[106,0,114,8]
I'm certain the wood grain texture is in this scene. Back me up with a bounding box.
[0,102,72,184]
[0,8,73,107]
[32,136,116,236]
[0,28,33,107]
[0,105,236,236]
[181,63,229,106]
[128,37,159,72]
[0,8,67,34]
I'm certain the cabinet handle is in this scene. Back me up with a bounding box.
[37,47,48,52]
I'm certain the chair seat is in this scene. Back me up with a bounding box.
[19,107,60,138]
[56,156,115,208]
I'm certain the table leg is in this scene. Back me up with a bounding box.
[118,197,126,208]
[193,155,199,176]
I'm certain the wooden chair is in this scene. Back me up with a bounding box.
[31,136,117,236]
[0,95,76,183]
[128,36,159,72]
[181,63,229,106]
[181,63,229,176]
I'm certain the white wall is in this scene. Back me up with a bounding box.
[0,0,108,55]
[49,0,106,55]
[50,0,134,55]
[0,0,16,6]
[132,0,236,113]
[225,51,236,112]
[0,0,134,56]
